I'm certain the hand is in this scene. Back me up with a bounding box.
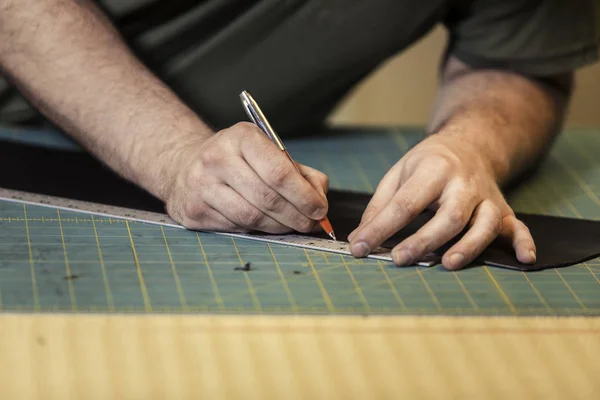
[163,122,329,234]
[347,135,536,270]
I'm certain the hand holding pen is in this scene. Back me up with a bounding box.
[240,90,336,240]
[159,96,330,236]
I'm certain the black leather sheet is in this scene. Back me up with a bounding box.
[322,190,600,271]
[0,140,599,272]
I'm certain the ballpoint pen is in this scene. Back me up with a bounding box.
[239,90,337,241]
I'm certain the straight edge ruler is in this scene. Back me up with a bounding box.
[0,187,438,267]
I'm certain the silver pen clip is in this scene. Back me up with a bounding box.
[240,91,286,151]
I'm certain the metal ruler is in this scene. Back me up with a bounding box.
[0,187,439,266]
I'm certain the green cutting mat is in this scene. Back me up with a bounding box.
[0,126,599,316]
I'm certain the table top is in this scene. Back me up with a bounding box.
[0,125,598,316]
[0,124,598,399]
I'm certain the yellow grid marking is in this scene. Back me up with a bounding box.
[91,215,114,311]
[484,266,515,313]
[267,244,298,312]
[373,141,393,170]
[584,263,600,286]
[161,227,188,311]
[304,249,335,312]
[57,210,77,311]
[521,272,551,313]
[350,158,375,192]
[231,238,261,312]
[540,174,600,291]
[539,175,576,216]
[555,156,600,209]
[23,205,39,311]
[0,217,122,223]
[392,131,411,153]
[125,221,152,312]
[317,148,341,189]
[453,272,478,310]
[377,260,407,310]
[357,263,436,294]
[214,258,353,305]
[416,267,442,312]
[554,269,586,310]
[340,255,371,312]
[565,134,600,183]
[196,233,224,310]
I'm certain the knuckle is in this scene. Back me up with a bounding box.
[515,219,532,236]
[182,201,208,220]
[201,148,226,169]
[430,153,457,172]
[239,208,264,227]
[261,188,285,212]
[232,121,261,138]
[392,196,416,217]
[406,235,429,256]
[488,207,503,234]
[269,163,293,187]
[446,209,468,231]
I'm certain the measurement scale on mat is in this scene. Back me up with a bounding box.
[0,187,438,266]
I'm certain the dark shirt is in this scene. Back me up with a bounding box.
[0,0,598,134]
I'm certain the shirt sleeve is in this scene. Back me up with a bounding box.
[442,0,600,76]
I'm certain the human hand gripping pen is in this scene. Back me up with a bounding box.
[239,90,337,241]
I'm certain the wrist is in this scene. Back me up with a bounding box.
[431,124,512,185]
[126,122,214,202]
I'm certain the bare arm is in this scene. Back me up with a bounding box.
[349,56,573,270]
[427,56,573,187]
[0,0,214,200]
[0,0,329,234]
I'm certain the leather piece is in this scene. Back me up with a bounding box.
[0,140,599,272]
[320,190,600,272]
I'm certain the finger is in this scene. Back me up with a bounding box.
[348,166,403,242]
[215,158,317,233]
[238,125,328,221]
[499,214,536,264]
[348,176,443,258]
[204,184,295,234]
[390,197,478,267]
[441,200,504,270]
[349,160,449,242]
[298,164,329,197]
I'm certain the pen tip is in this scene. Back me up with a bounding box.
[328,232,337,241]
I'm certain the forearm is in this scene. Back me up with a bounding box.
[427,57,572,187]
[0,0,213,199]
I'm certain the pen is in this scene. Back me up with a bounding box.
[239,90,337,241]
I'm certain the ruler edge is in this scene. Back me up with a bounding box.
[0,187,405,263]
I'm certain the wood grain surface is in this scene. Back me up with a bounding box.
[0,314,598,399]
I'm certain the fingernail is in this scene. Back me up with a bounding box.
[449,253,464,269]
[351,242,370,258]
[394,249,412,266]
[529,250,536,262]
